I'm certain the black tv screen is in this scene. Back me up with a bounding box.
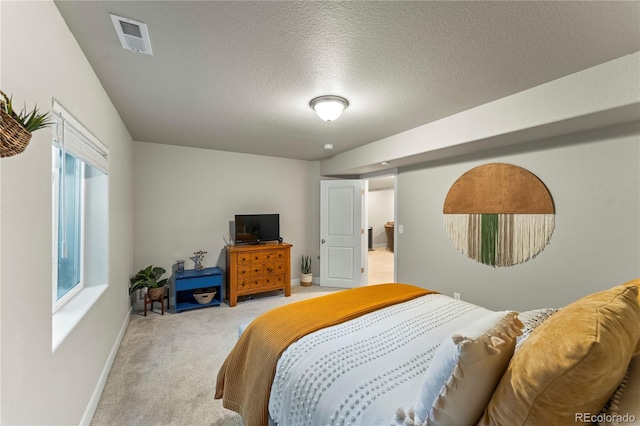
[234,214,280,244]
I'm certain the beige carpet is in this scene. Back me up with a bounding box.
[91,285,342,426]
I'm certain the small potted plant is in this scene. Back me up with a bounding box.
[0,90,52,158]
[300,255,312,287]
[129,265,169,301]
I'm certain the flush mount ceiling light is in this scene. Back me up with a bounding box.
[310,95,349,123]
[324,144,334,150]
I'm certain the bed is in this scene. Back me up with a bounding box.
[215,280,640,426]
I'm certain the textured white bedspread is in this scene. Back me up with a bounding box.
[268,294,493,426]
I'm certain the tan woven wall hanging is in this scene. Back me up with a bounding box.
[443,163,555,267]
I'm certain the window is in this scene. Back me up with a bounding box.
[51,101,109,313]
[52,148,84,305]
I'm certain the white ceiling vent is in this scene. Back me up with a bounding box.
[110,14,152,55]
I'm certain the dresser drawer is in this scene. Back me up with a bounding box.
[239,277,263,292]
[264,274,285,287]
[274,261,286,274]
[239,276,285,291]
[262,262,275,274]
[237,253,252,265]
[250,252,264,263]
[271,250,286,261]
[237,265,252,279]
[250,264,264,275]
[263,251,278,261]
[251,278,268,289]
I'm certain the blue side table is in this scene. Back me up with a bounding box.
[172,267,223,312]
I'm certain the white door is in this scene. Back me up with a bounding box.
[320,180,364,288]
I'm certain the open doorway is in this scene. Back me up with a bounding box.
[365,175,395,285]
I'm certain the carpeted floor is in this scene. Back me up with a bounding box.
[91,285,343,426]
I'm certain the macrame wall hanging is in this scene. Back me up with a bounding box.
[443,163,555,267]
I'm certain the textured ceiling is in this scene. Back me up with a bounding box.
[54,1,640,161]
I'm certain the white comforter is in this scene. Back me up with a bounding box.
[268,294,493,426]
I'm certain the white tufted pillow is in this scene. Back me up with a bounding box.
[412,311,523,426]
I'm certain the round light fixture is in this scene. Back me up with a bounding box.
[310,95,349,122]
[324,144,334,150]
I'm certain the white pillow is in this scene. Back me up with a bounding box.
[413,311,523,426]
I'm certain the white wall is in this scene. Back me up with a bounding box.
[0,2,134,424]
[397,123,640,311]
[133,142,321,285]
[368,189,394,247]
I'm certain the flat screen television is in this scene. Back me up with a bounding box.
[234,214,280,245]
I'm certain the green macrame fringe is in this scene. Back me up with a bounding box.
[481,214,498,266]
[444,213,555,267]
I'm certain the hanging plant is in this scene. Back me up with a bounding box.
[1,92,52,132]
[0,90,53,158]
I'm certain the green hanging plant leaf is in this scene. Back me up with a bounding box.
[0,90,53,133]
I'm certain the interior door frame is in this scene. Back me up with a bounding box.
[320,179,365,288]
[362,168,398,283]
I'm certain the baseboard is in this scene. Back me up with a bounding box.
[80,306,132,425]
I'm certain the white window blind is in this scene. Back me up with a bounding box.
[51,100,109,173]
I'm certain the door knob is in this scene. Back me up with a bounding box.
[321,239,326,244]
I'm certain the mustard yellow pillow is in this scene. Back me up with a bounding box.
[623,277,640,306]
[623,278,640,353]
[480,284,640,426]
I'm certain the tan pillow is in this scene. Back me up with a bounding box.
[480,283,640,426]
[413,311,523,425]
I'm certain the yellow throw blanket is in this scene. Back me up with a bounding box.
[215,283,436,426]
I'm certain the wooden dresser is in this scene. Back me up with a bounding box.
[225,242,292,307]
